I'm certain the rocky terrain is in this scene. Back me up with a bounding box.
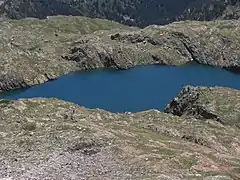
[165,86,240,127]
[0,0,240,27]
[0,4,239,179]
[0,16,240,92]
[0,86,240,179]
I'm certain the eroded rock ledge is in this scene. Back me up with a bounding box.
[0,16,240,92]
[0,86,240,179]
[64,20,240,71]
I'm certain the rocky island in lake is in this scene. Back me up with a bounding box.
[0,0,240,179]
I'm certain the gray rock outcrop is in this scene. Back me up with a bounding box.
[165,86,240,126]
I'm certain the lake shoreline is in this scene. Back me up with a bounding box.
[1,17,240,93]
[1,64,239,113]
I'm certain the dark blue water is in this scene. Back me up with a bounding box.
[0,65,240,112]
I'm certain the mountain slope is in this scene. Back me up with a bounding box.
[0,0,240,26]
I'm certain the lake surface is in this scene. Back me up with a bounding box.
[0,65,240,112]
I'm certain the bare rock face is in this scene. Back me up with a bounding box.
[0,96,240,179]
[165,86,240,126]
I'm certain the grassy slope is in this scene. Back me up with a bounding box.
[0,97,239,179]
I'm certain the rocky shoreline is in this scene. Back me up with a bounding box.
[0,86,239,179]
[0,16,240,92]
[0,16,132,92]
